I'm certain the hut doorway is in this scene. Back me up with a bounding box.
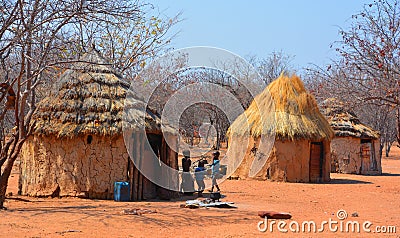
[360,139,377,172]
[127,133,163,201]
[309,142,323,182]
[146,133,176,200]
[127,132,178,201]
[147,134,162,159]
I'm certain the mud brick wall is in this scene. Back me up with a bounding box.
[331,137,381,175]
[19,135,129,199]
[331,137,361,174]
[227,136,331,182]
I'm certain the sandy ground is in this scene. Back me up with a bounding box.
[1,147,400,238]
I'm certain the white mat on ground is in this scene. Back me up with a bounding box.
[185,199,237,208]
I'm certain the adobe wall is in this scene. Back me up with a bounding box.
[330,137,361,174]
[19,134,129,199]
[331,137,381,175]
[266,139,312,182]
[227,135,331,182]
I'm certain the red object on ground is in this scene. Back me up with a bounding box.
[258,211,292,219]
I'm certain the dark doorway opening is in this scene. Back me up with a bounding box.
[147,134,162,158]
[309,142,323,182]
[87,135,93,144]
[360,139,377,172]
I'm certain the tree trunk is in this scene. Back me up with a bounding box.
[215,127,220,150]
[397,107,400,146]
[385,141,393,157]
[0,154,17,209]
[0,137,25,208]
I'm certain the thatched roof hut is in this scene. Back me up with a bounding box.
[32,49,167,137]
[227,74,334,182]
[229,74,333,140]
[321,98,381,175]
[321,98,379,139]
[19,48,178,200]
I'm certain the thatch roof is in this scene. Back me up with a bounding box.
[228,74,334,141]
[33,48,170,138]
[320,98,379,139]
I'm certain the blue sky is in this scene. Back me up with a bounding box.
[150,0,372,70]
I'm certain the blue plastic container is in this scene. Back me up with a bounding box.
[114,182,130,202]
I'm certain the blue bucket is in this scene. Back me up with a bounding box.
[114,182,130,202]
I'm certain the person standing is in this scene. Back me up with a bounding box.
[210,151,221,192]
[181,150,194,195]
[194,158,206,197]
[182,150,191,172]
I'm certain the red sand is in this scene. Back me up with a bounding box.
[1,147,400,238]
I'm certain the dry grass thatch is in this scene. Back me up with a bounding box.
[320,98,379,139]
[33,48,172,138]
[228,74,334,141]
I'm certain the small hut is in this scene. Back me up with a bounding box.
[19,48,179,200]
[227,74,334,182]
[321,98,381,175]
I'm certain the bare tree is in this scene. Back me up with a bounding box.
[305,61,398,157]
[304,0,400,155]
[74,4,180,80]
[251,50,295,84]
[334,0,400,144]
[0,0,177,209]
[144,65,259,150]
[356,103,397,157]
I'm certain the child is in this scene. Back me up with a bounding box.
[210,151,221,192]
[194,159,206,197]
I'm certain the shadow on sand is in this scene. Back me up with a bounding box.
[381,172,400,177]
[325,178,372,184]
[6,197,33,202]
[150,192,227,203]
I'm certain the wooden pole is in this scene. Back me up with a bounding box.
[132,133,140,201]
[138,132,145,201]
[128,132,135,201]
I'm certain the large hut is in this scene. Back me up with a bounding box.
[321,98,381,175]
[19,48,179,200]
[227,74,334,182]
